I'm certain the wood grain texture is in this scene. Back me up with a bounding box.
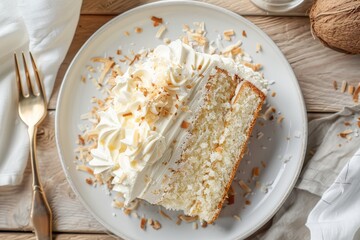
[0,233,119,240]
[49,15,360,112]
[80,0,314,16]
[0,112,328,233]
[0,112,105,233]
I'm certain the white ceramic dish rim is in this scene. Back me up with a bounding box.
[55,1,308,239]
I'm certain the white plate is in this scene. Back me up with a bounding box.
[56,1,307,239]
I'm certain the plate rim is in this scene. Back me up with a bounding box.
[55,1,308,239]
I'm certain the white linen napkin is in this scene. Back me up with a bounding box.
[254,105,360,240]
[0,0,82,186]
[306,148,360,240]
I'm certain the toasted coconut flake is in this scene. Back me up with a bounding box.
[271,91,276,97]
[257,131,264,139]
[193,222,198,229]
[277,115,285,124]
[85,178,93,185]
[181,35,189,45]
[76,165,94,175]
[200,221,208,228]
[252,167,260,178]
[151,16,163,27]
[181,120,190,129]
[339,129,353,138]
[263,106,276,121]
[81,75,86,83]
[91,57,115,84]
[163,38,171,44]
[78,135,85,145]
[239,180,251,193]
[176,216,182,225]
[140,217,147,230]
[348,85,355,95]
[123,31,130,36]
[224,29,235,36]
[152,220,161,230]
[242,30,247,37]
[159,209,172,221]
[179,215,198,223]
[344,121,352,126]
[353,85,360,103]
[341,80,347,93]
[233,215,241,221]
[156,25,167,39]
[123,208,132,215]
[126,199,140,211]
[333,80,338,90]
[256,43,262,53]
[116,49,122,55]
[243,62,262,71]
[189,32,207,46]
[112,200,125,209]
[261,161,267,168]
[134,27,142,33]
[182,24,190,32]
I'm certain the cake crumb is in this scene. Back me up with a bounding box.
[271,91,276,97]
[193,222,198,230]
[123,31,130,36]
[242,30,247,37]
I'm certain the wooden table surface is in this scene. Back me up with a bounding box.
[1,0,360,239]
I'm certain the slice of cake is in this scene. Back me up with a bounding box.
[88,40,266,223]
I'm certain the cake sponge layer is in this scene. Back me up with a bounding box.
[159,69,265,223]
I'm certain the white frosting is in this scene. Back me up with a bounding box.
[89,40,267,204]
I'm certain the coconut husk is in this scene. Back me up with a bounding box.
[310,0,360,54]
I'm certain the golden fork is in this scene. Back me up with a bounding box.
[14,52,52,240]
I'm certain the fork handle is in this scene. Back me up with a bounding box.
[28,126,53,240]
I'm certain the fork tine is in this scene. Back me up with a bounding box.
[22,52,36,96]
[29,52,46,99]
[14,53,24,98]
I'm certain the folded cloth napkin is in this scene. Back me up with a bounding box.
[254,105,360,240]
[0,0,82,186]
[307,148,360,240]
